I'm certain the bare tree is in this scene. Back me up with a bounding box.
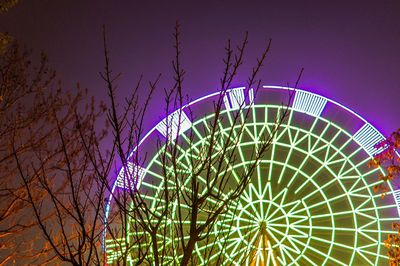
[104,23,293,265]
[0,41,58,264]
[6,23,292,265]
[1,40,109,265]
[0,41,72,264]
[13,92,109,265]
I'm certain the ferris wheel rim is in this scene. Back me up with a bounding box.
[104,85,398,265]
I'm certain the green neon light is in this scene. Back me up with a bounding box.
[106,104,398,265]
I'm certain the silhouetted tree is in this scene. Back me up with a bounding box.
[103,24,292,265]
[0,41,95,264]
[6,24,292,265]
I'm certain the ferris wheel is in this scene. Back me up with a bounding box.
[105,86,400,265]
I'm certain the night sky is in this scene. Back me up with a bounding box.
[1,1,399,135]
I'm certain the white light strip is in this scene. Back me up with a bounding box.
[292,90,327,117]
[155,109,192,139]
[115,162,146,190]
[230,87,245,109]
[393,189,400,217]
[223,87,246,110]
[223,94,231,110]
[353,123,386,156]
[249,88,255,104]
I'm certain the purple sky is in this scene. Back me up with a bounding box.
[1,1,399,135]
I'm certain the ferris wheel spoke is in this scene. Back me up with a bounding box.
[286,127,345,189]
[310,234,356,251]
[291,186,377,216]
[291,220,397,236]
[280,238,304,261]
[341,156,374,177]
[277,246,297,266]
[283,109,295,142]
[277,129,301,185]
[267,130,278,183]
[348,180,383,195]
[307,120,331,153]
[241,226,262,243]
[228,215,257,224]
[358,229,382,243]
[357,243,389,259]
[327,138,361,166]
[261,106,273,136]
[287,225,310,239]
[312,233,378,265]
[251,105,259,142]
[356,251,376,266]
[141,166,166,182]
[179,133,199,151]
[306,205,397,223]
[290,224,357,235]
[220,239,248,261]
[265,207,284,223]
[298,178,339,201]
[191,123,237,177]
[294,164,336,195]
[265,226,287,242]
[288,236,348,266]
[224,240,250,262]
[286,152,312,189]
[236,141,252,176]
[267,212,304,225]
[217,223,257,235]
[222,205,244,219]
[218,112,249,169]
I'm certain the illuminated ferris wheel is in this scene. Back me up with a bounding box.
[105,86,400,265]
